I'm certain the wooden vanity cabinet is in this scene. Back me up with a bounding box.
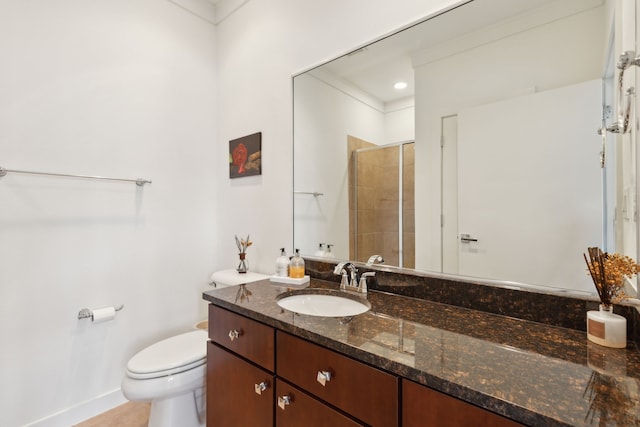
[207,305,276,426]
[403,379,525,427]
[207,305,397,426]
[277,331,399,427]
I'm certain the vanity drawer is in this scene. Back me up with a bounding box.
[276,331,398,427]
[402,379,525,427]
[275,378,363,427]
[209,305,275,371]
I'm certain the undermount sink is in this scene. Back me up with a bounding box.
[276,289,371,317]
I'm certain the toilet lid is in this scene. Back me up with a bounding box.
[127,330,207,379]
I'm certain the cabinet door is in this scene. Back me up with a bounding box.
[277,332,398,427]
[403,379,524,427]
[275,379,363,427]
[207,342,274,427]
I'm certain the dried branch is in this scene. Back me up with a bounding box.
[584,247,640,306]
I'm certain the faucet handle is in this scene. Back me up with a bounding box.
[339,272,349,289]
[358,271,376,294]
[367,255,384,265]
[334,262,359,289]
[333,262,347,275]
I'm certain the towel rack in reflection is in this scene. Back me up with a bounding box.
[0,166,152,186]
[294,191,324,197]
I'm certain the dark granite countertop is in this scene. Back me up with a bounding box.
[202,278,640,427]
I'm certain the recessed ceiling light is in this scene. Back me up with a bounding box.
[394,82,408,90]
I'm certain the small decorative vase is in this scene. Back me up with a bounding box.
[237,253,248,274]
[587,304,626,348]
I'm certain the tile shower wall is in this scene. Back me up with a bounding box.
[349,137,415,267]
[403,144,415,268]
[348,135,373,261]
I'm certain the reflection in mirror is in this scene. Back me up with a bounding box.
[293,0,638,295]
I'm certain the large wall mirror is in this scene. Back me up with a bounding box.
[293,0,638,295]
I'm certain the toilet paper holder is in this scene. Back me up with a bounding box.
[78,305,124,320]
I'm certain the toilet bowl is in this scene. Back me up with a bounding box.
[122,269,268,426]
[122,330,208,427]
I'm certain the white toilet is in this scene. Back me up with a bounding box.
[122,330,208,427]
[122,269,268,427]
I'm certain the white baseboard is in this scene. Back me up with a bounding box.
[25,389,127,427]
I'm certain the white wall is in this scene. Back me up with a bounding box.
[384,98,415,144]
[293,73,385,258]
[214,0,462,274]
[0,1,217,425]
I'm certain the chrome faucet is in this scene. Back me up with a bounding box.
[358,271,376,294]
[333,262,373,294]
[366,255,384,265]
[333,262,359,290]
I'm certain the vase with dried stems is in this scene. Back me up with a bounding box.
[583,247,640,348]
[235,234,252,274]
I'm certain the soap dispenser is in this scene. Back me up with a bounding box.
[325,244,333,258]
[314,243,326,257]
[289,249,305,279]
[276,248,289,277]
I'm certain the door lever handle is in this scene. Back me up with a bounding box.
[460,234,478,243]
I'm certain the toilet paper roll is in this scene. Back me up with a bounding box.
[92,307,116,324]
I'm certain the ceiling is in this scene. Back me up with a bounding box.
[314,0,591,105]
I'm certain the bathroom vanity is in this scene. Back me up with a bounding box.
[202,271,640,426]
[207,304,397,426]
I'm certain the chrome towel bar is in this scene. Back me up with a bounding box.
[294,191,323,197]
[0,166,151,186]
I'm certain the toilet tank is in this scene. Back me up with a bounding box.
[197,269,268,331]
[209,269,268,288]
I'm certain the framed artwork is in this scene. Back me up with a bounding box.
[229,132,262,178]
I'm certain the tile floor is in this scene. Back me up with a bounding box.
[74,402,150,427]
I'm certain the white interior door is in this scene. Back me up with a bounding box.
[457,79,603,290]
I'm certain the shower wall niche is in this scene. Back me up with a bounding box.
[348,135,415,268]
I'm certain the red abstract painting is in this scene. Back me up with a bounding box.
[229,132,262,178]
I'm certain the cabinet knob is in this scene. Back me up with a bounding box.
[277,395,292,410]
[316,370,332,386]
[254,381,269,395]
[228,329,241,341]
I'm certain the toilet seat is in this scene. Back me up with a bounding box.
[126,330,207,380]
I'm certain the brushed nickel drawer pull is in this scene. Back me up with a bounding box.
[278,395,292,410]
[254,381,269,395]
[228,329,241,341]
[316,370,332,386]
